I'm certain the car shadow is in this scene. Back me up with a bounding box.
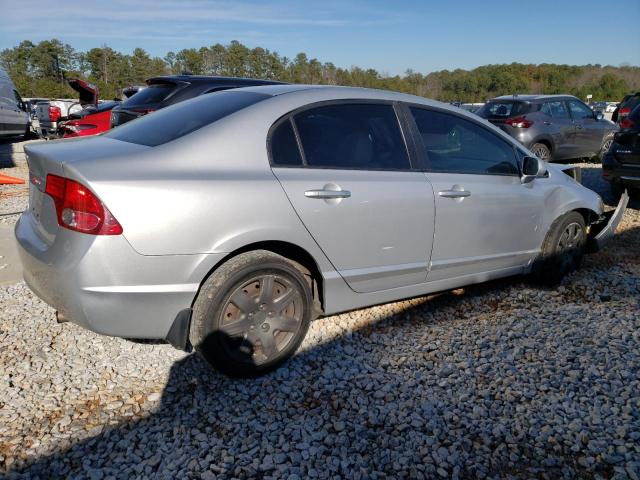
[6,224,639,479]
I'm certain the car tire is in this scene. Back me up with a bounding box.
[531,143,552,162]
[532,212,586,286]
[190,250,313,377]
[594,135,615,162]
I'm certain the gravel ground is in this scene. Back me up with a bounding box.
[1,144,639,479]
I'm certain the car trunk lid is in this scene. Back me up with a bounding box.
[24,138,150,246]
[68,78,99,107]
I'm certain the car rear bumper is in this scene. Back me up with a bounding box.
[15,211,223,340]
[602,165,640,187]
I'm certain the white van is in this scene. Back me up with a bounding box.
[0,66,30,139]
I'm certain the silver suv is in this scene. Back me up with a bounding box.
[476,95,618,162]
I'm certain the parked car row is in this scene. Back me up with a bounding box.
[15,83,628,376]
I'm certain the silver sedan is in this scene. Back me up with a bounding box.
[15,85,627,376]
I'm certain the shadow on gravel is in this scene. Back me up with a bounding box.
[5,217,639,476]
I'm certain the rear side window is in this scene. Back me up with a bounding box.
[476,101,530,118]
[122,83,176,107]
[409,107,518,175]
[541,101,569,119]
[106,91,269,147]
[293,103,410,170]
[623,94,640,111]
[270,119,303,166]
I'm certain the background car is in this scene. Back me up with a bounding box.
[602,104,640,197]
[476,94,618,161]
[0,65,30,139]
[16,85,624,377]
[110,75,284,127]
[611,92,640,124]
[62,100,121,138]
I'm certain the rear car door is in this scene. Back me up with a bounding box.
[271,102,435,293]
[568,99,603,156]
[540,100,574,159]
[405,106,543,281]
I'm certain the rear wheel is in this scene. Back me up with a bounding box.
[531,143,551,162]
[532,212,586,285]
[190,250,313,377]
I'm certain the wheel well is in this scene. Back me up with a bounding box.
[196,241,325,314]
[574,208,599,225]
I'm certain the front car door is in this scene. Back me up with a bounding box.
[404,105,544,282]
[271,102,435,293]
[568,99,604,156]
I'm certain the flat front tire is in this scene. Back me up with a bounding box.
[532,212,586,285]
[190,250,313,377]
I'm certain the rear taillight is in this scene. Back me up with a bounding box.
[505,116,533,128]
[44,174,122,235]
[64,123,97,133]
[620,117,635,129]
[49,105,61,122]
[619,107,631,117]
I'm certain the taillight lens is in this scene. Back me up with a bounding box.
[619,107,631,117]
[505,116,533,128]
[619,118,635,129]
[44,174,122,235]
[49,105,62,122]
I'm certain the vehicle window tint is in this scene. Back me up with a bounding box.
[409,107,519,175]
[270,118,302,166]
[476,101,529,118]
[122,83,176,107]
[105,91,269,147]
[293,104,410,170]
[568,100,594,119]
[541,101,569,119]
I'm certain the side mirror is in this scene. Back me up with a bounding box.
[521,156,547,184]
[595,112,604,121]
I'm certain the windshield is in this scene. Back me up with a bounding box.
[105,90,269,147]
[476,101,531,118]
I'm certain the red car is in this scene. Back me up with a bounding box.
[62,100,120,138]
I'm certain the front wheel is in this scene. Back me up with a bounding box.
[190,250,313,377]
[532,212,586,285]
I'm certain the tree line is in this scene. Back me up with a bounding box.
[2,39,639,103]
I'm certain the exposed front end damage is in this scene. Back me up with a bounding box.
[586,190,629,252]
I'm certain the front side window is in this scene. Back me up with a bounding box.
[541,101,569,119]
[409,107,518,175]
[568,100,594,119]
[293,103,410,170]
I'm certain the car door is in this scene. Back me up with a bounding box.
[270,102,435,293]
[405,105,544,282]
[540,100,574,159]
[568,99,603,156]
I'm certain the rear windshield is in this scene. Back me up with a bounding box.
[122,83,177,107]
[105,90,269,147]
[476,101,531,118]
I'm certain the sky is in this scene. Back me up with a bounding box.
[1,0,638,75]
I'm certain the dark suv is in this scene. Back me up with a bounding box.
[602,104,640,197]
[476,94,618,162]
[110,75,284,128]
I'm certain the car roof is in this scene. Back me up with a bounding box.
[491,94,577,102]
[146,75,285,86]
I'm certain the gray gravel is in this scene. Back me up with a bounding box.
[1,151,639,479]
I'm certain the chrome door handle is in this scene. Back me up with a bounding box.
[438,189,471,198]
[305,189,351,199]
